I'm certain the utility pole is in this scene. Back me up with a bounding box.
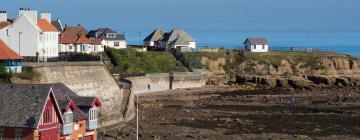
[136,92,139,140]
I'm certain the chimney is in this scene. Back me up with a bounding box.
[0,10,7,22]
[40,11,51,23]
[19,8,38,24]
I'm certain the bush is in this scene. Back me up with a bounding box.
[15,71,40,80]
[105,48,179,76]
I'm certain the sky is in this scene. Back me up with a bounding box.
[1,0,360,30]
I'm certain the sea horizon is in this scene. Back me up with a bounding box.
[119,29,360,57]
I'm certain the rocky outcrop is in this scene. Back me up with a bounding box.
[236,75,360,90]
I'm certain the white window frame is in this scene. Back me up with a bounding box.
[64,109,73,124]
[89,107,98,121]
[114,42,119,47]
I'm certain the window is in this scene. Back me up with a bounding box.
[69,45,73,50]
[0,133,3,140]
[43,108,52,123]
[15,133,21,140]
[89,107,98,120]
[114,42,119,47]
[254,45,256,49]
[64,109,73,124]
[262,45,265,49]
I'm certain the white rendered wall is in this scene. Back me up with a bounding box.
[250,44,268,52]
[104,40,127,49]
[8,14,39,57]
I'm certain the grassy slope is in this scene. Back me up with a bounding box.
[105,48,186,75]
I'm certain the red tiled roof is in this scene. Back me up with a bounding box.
[37,19,58,32]
[90,39,102,45]
[59,34,78,44]
[0,39,23,60]
[59,34,98,45]
[0,21,10,29]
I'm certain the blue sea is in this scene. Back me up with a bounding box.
[119,29,360,57]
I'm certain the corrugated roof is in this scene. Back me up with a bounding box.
[37,19,58,32]
[0,84,52,128]
[0,39,23,60]
[244,38,268,45]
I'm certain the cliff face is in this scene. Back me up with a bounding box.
[190,52,360,88]
[201,55,360,77]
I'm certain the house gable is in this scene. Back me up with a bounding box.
[38,89,64,129]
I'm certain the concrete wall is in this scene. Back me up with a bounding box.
[24,62,134,127]
[126,71,208,94]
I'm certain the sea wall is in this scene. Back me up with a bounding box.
[21,62,135,127]
[126,71,208,94]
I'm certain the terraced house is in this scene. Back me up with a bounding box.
[0,84,101,140]
[0,8,59,61]
[59,24,103,53]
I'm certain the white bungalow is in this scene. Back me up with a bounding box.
[244,38,269,52]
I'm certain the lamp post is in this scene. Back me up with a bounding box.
[18,32,23,56]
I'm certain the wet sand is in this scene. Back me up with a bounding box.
[101,85,360,140]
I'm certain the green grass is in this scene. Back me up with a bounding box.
[105,48,184,76]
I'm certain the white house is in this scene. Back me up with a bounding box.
[244,38,269,52]
[59,34,103,54]
[144,28,196,49]
[88,28,127,49]
[0,8,59,61]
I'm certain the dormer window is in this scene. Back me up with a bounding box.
[64,109,73,124]
[106,33,116,38]
[89,106,98,120]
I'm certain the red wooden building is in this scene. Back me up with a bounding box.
[0,84,64,140]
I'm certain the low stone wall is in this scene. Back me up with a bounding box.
[22,61,135,127]
[125,71,208,94]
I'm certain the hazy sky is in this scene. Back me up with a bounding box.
[2,0,360,30]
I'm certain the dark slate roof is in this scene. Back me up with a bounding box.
[51,19,62,32]
[88,28,125,41]
[244,38,268,45]
[143,28,166,41]
[0,84,52,128]
[51,83,97,119]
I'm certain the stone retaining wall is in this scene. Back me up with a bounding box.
[126,71,208,94]
[23,61,134,127]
